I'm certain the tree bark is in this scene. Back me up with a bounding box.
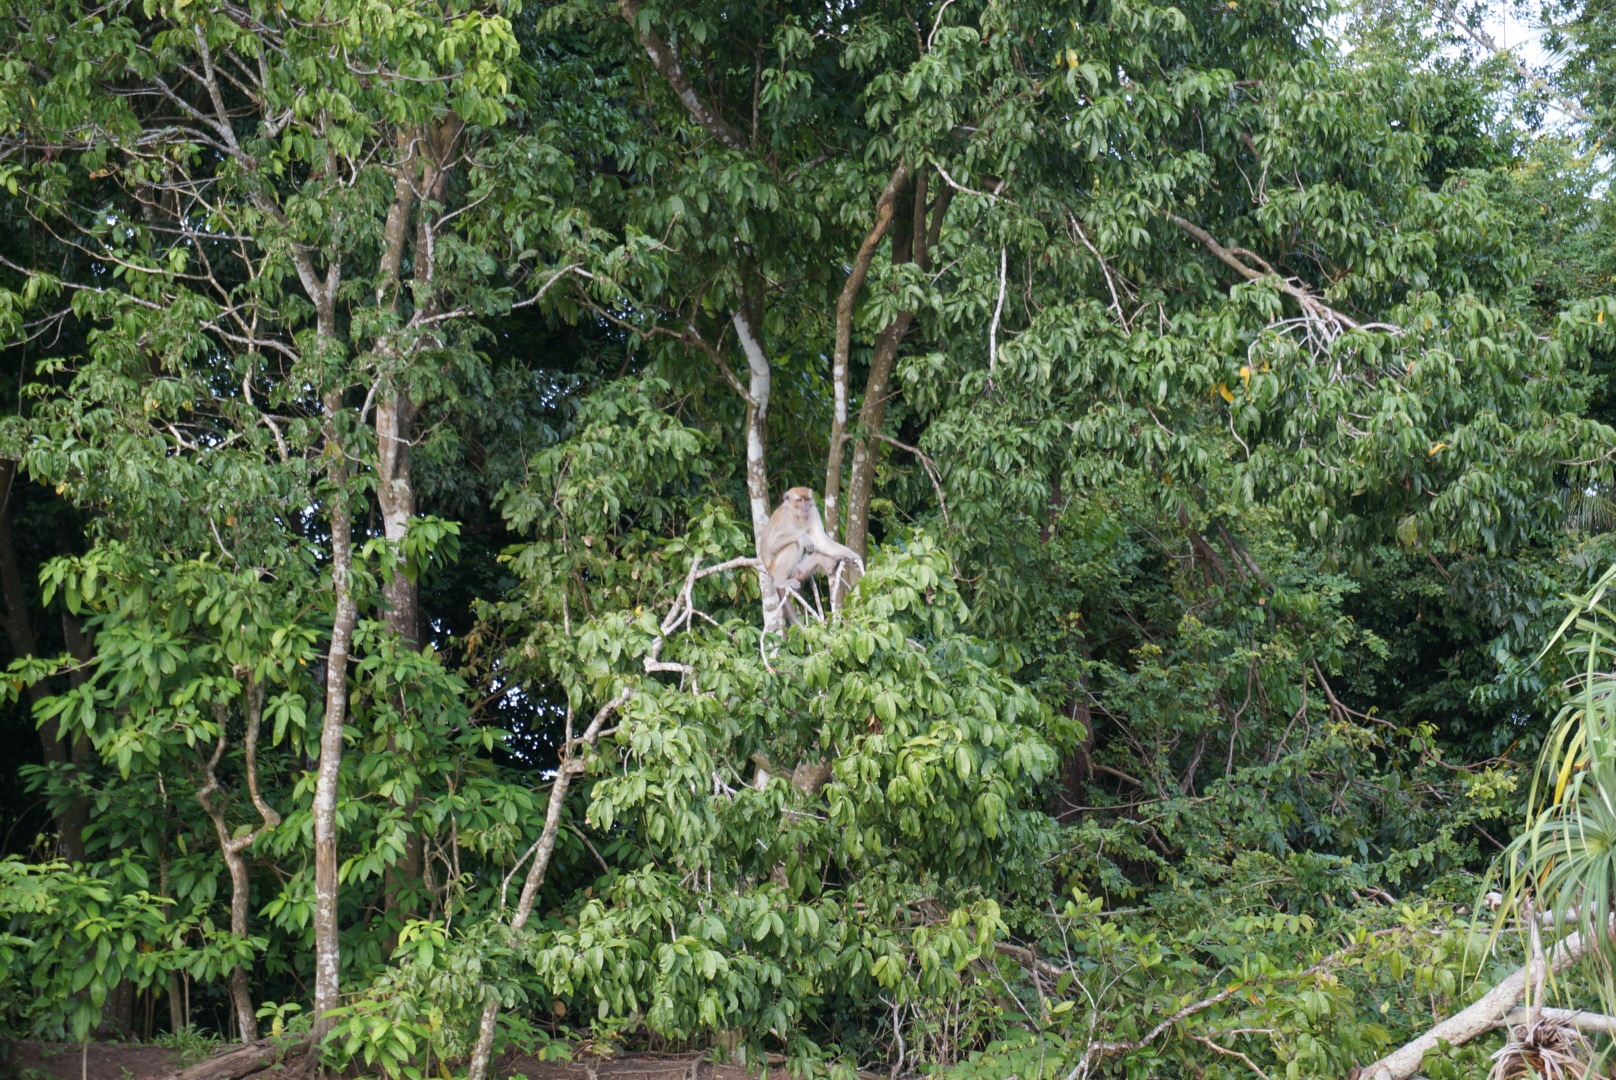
[824,163,909,539]
[379,115,461,932]
[153,1036,309,1080]
[842,312,917,565]
[733,303,790,631]
[374,127,422,649]
[195,682,279,1044]
[1501,1005,1616,1034]
[617,0,749,152]
[375,129,424,938]
[841,180,953,571]
[311,369,357,1044]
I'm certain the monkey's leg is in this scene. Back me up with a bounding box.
[790,552,842,584]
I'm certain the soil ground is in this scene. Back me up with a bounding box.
[8,1043,762,1080]
[10,1041,184,1080]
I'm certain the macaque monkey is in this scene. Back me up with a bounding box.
[758,487,863,623]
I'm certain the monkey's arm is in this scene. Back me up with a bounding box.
[790,548,861,583]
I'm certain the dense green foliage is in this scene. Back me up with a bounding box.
[0,0,1613,1076]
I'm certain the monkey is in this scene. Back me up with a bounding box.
[758,486,863,623]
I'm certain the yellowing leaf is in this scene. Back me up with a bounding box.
[1215,381,1234,403]
[1237,364,1252,388]
[1428,442,1447,456]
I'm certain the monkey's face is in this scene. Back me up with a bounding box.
[785,488,814,524]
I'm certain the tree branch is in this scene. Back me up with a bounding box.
[1164,214,1400,337]
[618,0,748,152]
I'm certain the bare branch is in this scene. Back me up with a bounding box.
[1433,1,1590,123]
[1164,213,1401,339]
[470,688,634,1080]
[1069,214,1131,331]
[988,245,1007,377]
[873,432,950,526]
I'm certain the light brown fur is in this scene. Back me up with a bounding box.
[758,487,862,623]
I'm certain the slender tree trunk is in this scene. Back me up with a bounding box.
[59,596,95,862]
[734,301,788,631]
[825,163,909,539]
[196,684,278,1044]
[842,313,917,563]
[840,178,953,573]
[223,861,257,1041]
[311,260,355,1043]
[734,303,772,539]
[465,692,631,1080]
[157,856,185,1034]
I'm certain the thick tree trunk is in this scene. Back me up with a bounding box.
[375,391,420,645]
[375,116,459,934]
[376,387,422,936]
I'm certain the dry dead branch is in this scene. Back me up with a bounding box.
[1360,919,1615,1080]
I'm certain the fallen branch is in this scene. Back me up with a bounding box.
[154,1036,308,1080]
[1501,1006,1616,1036]
[1360,919,1613,1080]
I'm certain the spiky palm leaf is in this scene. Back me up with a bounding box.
[1498,563,1616,1005]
